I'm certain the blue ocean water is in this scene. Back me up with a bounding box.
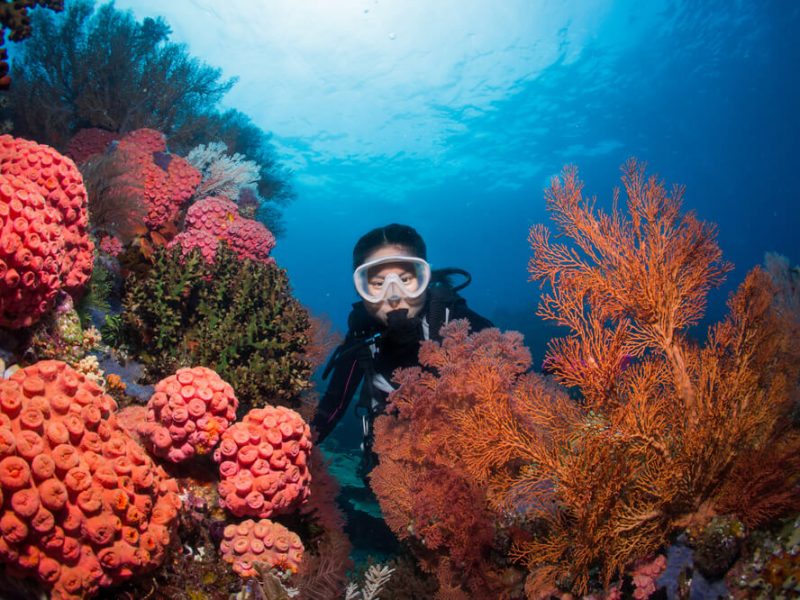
[108,1,800,361]
[269,0,800,360]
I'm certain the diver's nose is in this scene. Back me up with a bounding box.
[385,282,403,306]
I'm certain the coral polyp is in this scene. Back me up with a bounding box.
[0,361,181,599]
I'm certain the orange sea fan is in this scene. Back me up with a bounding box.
[445,160,800,595]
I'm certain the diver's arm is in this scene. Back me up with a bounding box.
[311,353,365,443]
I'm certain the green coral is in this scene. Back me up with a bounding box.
[76,252,114,326]
[100,313,124,349]
[122,244,312,413]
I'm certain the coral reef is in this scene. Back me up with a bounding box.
[29,294,88,362]
[97,236,123,258]
[0,360,181,599]
[237,187,261,219]
[122,244,312,413]
[103,374,126,405]
[220,518,304,577]
[27,293,93,363]
[72,354,103,387]
[214,405,312,519]
[764,252,800,317]
[184,195,239,237]
[167,195,234,263]
[727,516,800,599]
[0,172,65,328]
[5,0,293,224]
[628,554,667,599]
[5,1,235,147]
[65,129,119,165]
[75,255,114,329]
[79,150,146,246]
[0,0,63,46]
[345,564,395,600]
[168,228,219,264]
[91,474,244,600]
[292,447,353,598]
[143,366,238,463]
[0,134,94,296]
[225,219,276,264]
[370,554,438,600]
[303,315,342,372]
[441,160,800,595]
[686,515,746,580]
[169,194,277,266]
[166,154,203,206]
[117,129,166,154]
[115,129,201,229]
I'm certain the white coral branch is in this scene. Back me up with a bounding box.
[187,141,260,200]
[344,564,395,600]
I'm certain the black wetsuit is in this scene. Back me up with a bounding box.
[311,283,493,453]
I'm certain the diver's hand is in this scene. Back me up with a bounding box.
[384,309,421,346]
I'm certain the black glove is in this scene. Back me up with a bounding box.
[383,309,422,346]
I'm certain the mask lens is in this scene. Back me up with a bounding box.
[354,256,431,302]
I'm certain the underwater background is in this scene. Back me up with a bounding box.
[0,0,798,599]
[113,0,800,470]
[110,0,800,348]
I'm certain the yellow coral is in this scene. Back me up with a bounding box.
[105,373,126,392]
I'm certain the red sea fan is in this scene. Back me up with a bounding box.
[370,320,530,597]
[293,448,352,599]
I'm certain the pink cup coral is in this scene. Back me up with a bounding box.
[98,235,123,257]
[0,173,65,329]
[184,196,238,237]
[117,128,167,154]
[214,406,312,518]
[0,135,94,297]
[115,129,201,229]
[168,228,220,264]
[225,219,276,264]
[170,194,276,266]
[0,360,181,600]
[143,367,238,463]
[219,518,303,577]
[65,128,120,165]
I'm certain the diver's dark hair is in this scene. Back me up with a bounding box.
[352,223,427,269]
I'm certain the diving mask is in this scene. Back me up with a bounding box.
[353,255,431,303]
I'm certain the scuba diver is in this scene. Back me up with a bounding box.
[311,223,493,477]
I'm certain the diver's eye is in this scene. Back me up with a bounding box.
[368,278,384,288]
[400,274,415,284]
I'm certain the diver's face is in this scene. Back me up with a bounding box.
[362,245,427,325]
